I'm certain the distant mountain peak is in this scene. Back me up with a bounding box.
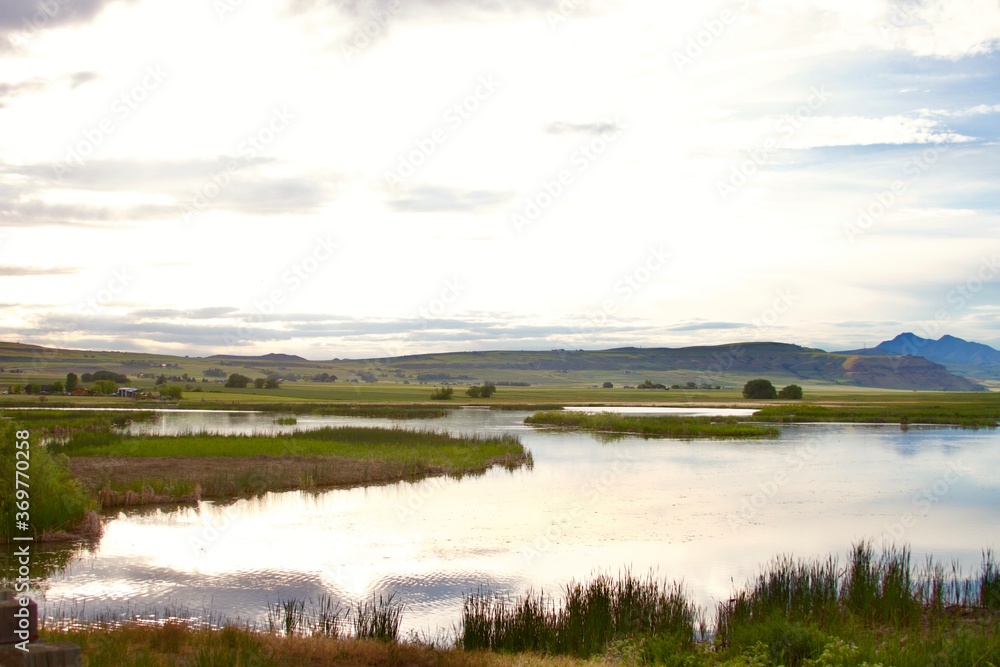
[837,333,1000,371]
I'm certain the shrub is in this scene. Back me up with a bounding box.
[430,387,454,400]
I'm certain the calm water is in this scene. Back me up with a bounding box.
[21,408,1000,636]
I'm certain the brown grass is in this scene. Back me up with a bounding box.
[70,455,475,507]
[41,622,594,667]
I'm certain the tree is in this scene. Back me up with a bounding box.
[480,384,496,398]
[778,384,803,400]
[81,370,128,384]
[50,380,64,394]
[160,385,183,400]
[430,387,454,400]
[638,379,667,390]
[65,373,79,392]
[264,378,280,389]
[311,372,337,383]
[253,378,266,389]
[225,373,252,388]
[92,380,117,395]
[466,386,482,398]
[24,384,41,395]
[742,379,777,399]
[602,382,613,389]
[9,384,23,395]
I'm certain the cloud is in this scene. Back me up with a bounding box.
[0,158,340,226]
[68,70,99,88]
[132,307,240,320]
[289,0,596,20]
[0,78,46,107]
[387,185,512,213]
[0,265,79,276]
[544,120,623,136]
[663,321,747,332]
[0,0,134,47]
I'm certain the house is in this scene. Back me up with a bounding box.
[116,387,139,398]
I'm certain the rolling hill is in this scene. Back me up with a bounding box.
[0,341,985,391]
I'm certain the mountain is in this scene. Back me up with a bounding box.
[837,333,1000,382]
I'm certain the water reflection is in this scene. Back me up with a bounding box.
[19,410,1000,638]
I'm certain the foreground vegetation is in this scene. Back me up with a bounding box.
[525,412,780,439]
[35,543,1000,666]
[0,420,97,542]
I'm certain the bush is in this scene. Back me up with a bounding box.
[92,379,117,395]
[743,379,777,399]
[430,387,454,400]
[778,384,804,399]
[160,386,183,400]
[602,382,613,389]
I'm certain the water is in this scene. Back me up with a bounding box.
[21,408,1000,637]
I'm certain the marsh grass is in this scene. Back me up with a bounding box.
[33,544,1000,665]
[312,405,451,419]
[524,411,780,439]
[751,403,1000,428]
[264,593,401,642]
[460,571,700,657]
[0,419,97,543]
[54,425,526,464]
[0,409,157,442]
[59,426,532,504]
[716,543,1000,661]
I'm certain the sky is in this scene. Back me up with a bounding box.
[1,0,998,360]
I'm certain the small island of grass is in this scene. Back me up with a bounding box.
[750,404,1000,428]
[524,411,779,439]
[54,426,532,507]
